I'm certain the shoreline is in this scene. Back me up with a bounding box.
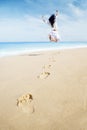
[0,45,87,58]
[0,48,87,130]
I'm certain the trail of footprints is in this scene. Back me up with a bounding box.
[16,53,58,113]
[16,52,87,113]
[37,54,56,79]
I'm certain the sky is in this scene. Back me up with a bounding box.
[0,0,87,42]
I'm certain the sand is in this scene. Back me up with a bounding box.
[0,48,87,130]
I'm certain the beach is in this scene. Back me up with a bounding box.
[0,48,87,130]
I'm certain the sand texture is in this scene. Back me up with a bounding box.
[0,48,87,130]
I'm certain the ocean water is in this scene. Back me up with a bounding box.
[0,41,87,57]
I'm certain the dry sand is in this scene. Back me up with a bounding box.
[0,48,87,130]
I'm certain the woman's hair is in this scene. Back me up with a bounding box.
[48,14,56,27]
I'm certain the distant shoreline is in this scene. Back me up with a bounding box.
[0,41,87,57]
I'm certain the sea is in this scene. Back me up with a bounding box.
[0,41,87,57]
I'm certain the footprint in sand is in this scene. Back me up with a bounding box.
[37,64,51,79]
[37,71,50,79]
[17,93,34,113]
[49,52,61,62]
[49,56,56,62]
[42,64,52,69]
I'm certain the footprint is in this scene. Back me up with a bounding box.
[17,93,34,113]
[42,64,52,69]
[53,51,60,55]
[49,57,56,62]
[37,71,50,79]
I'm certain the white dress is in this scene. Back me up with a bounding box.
[49,30,60,40]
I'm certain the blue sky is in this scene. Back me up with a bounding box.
[0,0,87,42]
